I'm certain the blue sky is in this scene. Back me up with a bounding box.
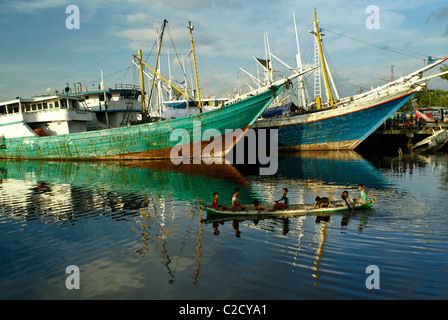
[0,0,447,102]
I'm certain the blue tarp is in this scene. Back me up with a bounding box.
[164,101,187,109]
[163,101,201,109]
[261,102,296,119]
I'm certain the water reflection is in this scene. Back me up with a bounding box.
[0,150,447,299]
[312,219,327,285]
[0,159,248,290]
[0,152,383,291]
[363,152,448,205]
[138,198,175,283]
[234,150,387,208]
[0,159,247,224]
[202,211,372,288]
[194,210,204,287]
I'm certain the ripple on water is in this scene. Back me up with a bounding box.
[1,154,448,299]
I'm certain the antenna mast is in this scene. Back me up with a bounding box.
[293,12,307,108]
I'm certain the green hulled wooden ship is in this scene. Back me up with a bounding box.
[0,78,295,160]
[0,21,311,161]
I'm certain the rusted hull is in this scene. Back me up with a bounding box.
[93,125,250,160]
[0,83,285,160]
[254,91,417,150]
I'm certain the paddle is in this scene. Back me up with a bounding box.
[343,197,350,209]
[341,192,353,211]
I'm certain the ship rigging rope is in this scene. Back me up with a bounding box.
[321,28,429,60]
[322,44,349,98]
[166,24,188,81]
[20,31,161,97]
[195,45,234,97]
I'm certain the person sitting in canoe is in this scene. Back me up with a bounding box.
[358,184,375,202]
[253,200,265,212]
[314,196,331,208]
[341,191,355,211]
[273,188,289,211]
[232,188,245,211]
[211,192,222,209]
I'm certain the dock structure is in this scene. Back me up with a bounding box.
[366,123,448,152]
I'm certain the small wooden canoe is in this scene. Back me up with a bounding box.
[204,198,375,216]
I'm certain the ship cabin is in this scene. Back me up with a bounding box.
[0,95,92,139]
[74,84,143,129]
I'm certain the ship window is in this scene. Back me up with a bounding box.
[8,104,19,113]
[120,92,136,100]
[37,103,43,110]
[43,103,48,109]
[54,101,59,108]
[60,100,67,108]
[48,102,54,108]
[31,104,37,111]
[0,105,6,115]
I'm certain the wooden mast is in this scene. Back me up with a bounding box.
[138,49,146,116]
[313,9,334,107]
[137,58,190,100]
[188,21,202,113]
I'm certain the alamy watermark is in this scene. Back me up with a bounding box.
[65,5,80,30]
[65,265,80,289]
[365,265,380,289]
[365,5,380,30]
[169,120,278,175]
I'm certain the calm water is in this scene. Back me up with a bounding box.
[0,151,447,300]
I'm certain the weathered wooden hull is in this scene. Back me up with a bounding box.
[253,90,417,150]
[0,83,286,160]
[412,129,448,154]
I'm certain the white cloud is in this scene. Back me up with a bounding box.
[4,0,64,13]
[128,0,242,11]
[125,13,154,24]
[114,28,154,42]
[112,24,192,53]
[1,0,447,102]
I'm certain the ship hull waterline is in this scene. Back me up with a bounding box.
[0,83,286,160]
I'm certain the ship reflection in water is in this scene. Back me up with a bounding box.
[0,151,447,299]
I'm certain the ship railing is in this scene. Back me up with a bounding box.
[114,84,141,91]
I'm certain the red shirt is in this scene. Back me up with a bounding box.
[212,199,218,208]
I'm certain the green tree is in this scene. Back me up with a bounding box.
[399,89,448,112]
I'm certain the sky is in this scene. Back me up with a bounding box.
[0,0,448,103]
